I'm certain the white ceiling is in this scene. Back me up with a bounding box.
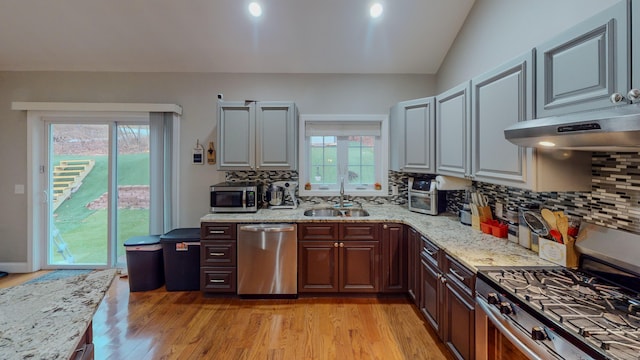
[0,0,475,74]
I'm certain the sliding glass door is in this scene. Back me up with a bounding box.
[46,121,150,268]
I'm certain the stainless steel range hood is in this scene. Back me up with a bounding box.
[504,104,640,151]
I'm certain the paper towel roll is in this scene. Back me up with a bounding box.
[434,175,472,190]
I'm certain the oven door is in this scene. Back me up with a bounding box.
[475,296,555,360]
[408,191,436,215]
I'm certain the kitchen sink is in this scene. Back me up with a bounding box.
[303,208,343,217]
[342,209,370,217]
[302,208,370,217]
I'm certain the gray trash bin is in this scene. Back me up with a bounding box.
[160,228,201,291]
[123,235,165,292]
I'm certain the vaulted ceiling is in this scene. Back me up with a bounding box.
[0,0,475,74]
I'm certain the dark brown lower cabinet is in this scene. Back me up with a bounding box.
[407,227,420,304]
[381,223,407,293]
[298,223,379,293]
[419,234,476,360]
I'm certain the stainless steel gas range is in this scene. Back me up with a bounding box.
[475,223,640,360]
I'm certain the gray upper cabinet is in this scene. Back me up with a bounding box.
[217,101,297,171]
[255,102,297,170]
[536,1,628,117]
[471,51,534,187]
[389,97,436,173]
[435,82,471,178]
[471,51,591,191]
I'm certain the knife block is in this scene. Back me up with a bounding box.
[471,205,493,231]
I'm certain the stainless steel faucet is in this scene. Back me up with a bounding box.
[339,177,345,208]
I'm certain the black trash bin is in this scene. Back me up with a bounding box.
[123,235,165,292]
[160,228,201,291]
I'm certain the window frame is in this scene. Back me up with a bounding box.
[299,114,388,197]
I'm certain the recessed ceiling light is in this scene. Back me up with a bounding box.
[248,2,262,17]
[370,3,383,18]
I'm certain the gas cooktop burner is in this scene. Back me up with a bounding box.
[484,268,640,360]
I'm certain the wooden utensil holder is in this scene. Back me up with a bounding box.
[472,205,493,231]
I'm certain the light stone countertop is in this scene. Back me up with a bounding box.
[200,204,553,272]
[0,269,116,360]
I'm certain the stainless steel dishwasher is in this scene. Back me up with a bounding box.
[237,223,297,296]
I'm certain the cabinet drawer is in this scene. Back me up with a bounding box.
[298,223,339,240]
[201,223,236,240]
[201,241,236,266]
[201,267,236,293]
[420,235,440,267]
[444,255,475,297]
[341,224,379,241]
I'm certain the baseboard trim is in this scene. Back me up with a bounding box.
[0,262,32,273]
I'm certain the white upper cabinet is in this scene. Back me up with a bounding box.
[217,101,297,171]
[435,82,471,178]
[389,97,436,173]
[536,1,629,117]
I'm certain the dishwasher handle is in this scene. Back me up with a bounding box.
[238,224,296,233]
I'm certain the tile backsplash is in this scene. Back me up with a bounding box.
[226,151,640,235]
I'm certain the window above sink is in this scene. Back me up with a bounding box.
[298,114,389,197]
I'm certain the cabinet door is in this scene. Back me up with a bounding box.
[217,101,255,170]
[256,102,297,170]
[407,228,419,305]
[420,255,442,334]
[443,281,475,360]
[390,97,436,173]
[298,240,339,292]
[436,82,471,178]
[536,1,628,117]
[634,2,640,93]
[381,224,406,293]
[340,241,379,293]
[471,51,534,188]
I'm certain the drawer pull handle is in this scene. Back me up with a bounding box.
[449,268,465,282]
[209,252,225,256]
[209,230,225,234]
[209,279,225,283]
[424,248,436,256]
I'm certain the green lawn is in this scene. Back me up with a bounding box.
[52,153,149,265]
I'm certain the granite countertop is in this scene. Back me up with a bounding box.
[0,269,116,360]
[201,204,553,272]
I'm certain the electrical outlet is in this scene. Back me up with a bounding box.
[391,185,399,196]
[14,184,25,194]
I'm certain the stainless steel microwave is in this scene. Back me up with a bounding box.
[210,182,261,213]
[407,177,446,215]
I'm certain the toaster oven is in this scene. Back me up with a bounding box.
[407,177,447,215]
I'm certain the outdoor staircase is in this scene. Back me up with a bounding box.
[52,159,95,211]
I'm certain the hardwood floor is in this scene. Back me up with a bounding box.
[0,273,454,360]
[93,277,454,360]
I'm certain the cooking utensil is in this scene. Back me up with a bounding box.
[556,213,569,243]
[549,229,563,243]
[523,211,549,236]
[541,208,557,231]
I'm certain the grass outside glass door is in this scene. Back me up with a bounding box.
[48,123,150,267]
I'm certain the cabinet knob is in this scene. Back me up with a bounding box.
[610,92,626,104]
[340,242,344,248]
[440,276,447,284]
[334,242,339,247]
[628,89,640,103]
[383,224,388,229]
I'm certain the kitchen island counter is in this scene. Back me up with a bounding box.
[0,269,116,360]
[201,204,552,272]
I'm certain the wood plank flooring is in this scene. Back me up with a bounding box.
[2,273,454,360]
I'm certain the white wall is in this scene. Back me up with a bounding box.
[0,71,434,266]
[436,0,621,92]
